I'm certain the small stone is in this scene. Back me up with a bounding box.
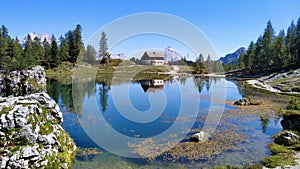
[190,131,206,142]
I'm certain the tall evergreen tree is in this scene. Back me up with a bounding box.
[253,36,263,73]
[99,32,108,59]
[50,35,60,68]
[13,39,25,70]
[0,38,8,69]
[1,25,8,39]
[286,20,298,65]
[199,53,205,62]
[23,34,35,68]
[262,21,275,70]
[66,30,76,63]
[245,41,256,71]
[42,38,51,68]
[206,54,212,62]
[273,30,287,69]
[193,53,207,74]
[296,17,300,64]
[32,37,44,64]
[83,45,96,64]
[74,24,83,62]
[59,36,69,61]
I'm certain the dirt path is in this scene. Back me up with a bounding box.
[247,79,282,93]
[246,69,300,95]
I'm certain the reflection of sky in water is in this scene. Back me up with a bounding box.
[49,77,283,168]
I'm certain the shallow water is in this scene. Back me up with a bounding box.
[46,76,282,168]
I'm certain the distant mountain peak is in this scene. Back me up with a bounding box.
[17,32,52,48]
[164,46,182,62]
[219,47,247,65]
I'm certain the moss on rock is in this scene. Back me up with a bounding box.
[0,93,76,168]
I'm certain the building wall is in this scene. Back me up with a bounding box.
[141,59,164,66]
[140,52,165,66]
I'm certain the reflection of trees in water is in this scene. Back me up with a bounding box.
[47,77,97,117]
[231,80,246,97]
[47,78,60,102]
[179,77,187,86]
[47,78,75,110]
[98,82,110,113]
[260,116,270,133]
[205,78,211,91]
[193,77,223,93]
[96,73,113,113]
[73,79,97,117]
[194,77,206,93]
[84,80,96,98]
[193,77,215,93]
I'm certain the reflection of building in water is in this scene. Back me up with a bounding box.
[140,79,164,93]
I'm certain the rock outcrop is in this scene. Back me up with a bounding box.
[0,92,76,169]
[0,66,46,97]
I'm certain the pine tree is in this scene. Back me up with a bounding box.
[253,36,263,73]
[237,54,245,69]
[1,25,8,39]
[42,38,51,68]
[32,37,44,64]
[99,32,108,59]
[245,41,256,71]
[286,21,298,65]
[66,30,76,63]
[13,38,25,70]
[193,53,207,74]
[0,25,9,69]
[0,37,8,69]
[83,45,96,64]
[296,17,300,65]
[273,30,287,69]
[99,32,110,65]
[73,24,83,63]
[206,54,213,73]
[50,35,60,68]
[262,21,275,70]
[206,54,212,62]
[23,34,35,68]
[59,36,69,61]
[199,53,205,62]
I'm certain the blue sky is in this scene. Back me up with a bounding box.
[0,0,299,59]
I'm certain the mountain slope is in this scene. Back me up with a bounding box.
[219,47,247,65]
[164,46,183,62]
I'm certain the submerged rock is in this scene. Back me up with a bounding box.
[0,92,76,169]
[76,148,102,161]
[234,97,260,106]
